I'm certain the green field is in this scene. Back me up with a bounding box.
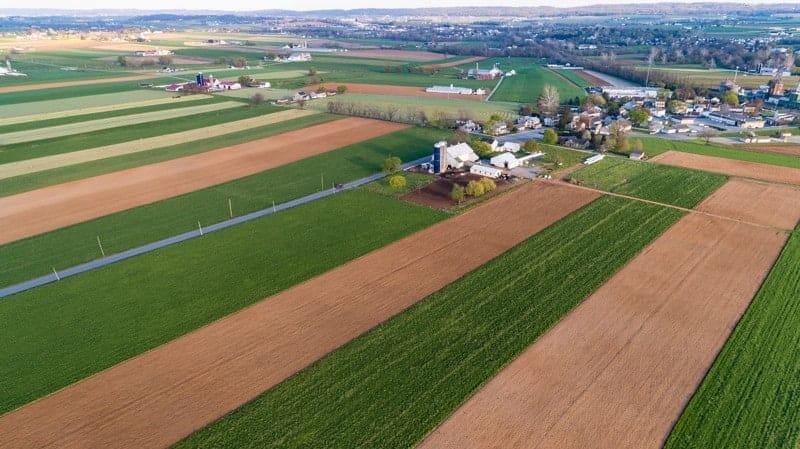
[490,65,587,104]
[0,89,172,118]
[539,144,590,171]
[0,101,241,145]
[0,77,182,105]
[0,127,448,287]
[0,190,446,415]
[0,60,132,85]
[176,196,684,448]
[641,138,800,169]
[0,113,337,197]
[666,228,800,449]
[311,93,519,122]
[555,69,594,88]
[570,157,728,208]
[0,102,281,164]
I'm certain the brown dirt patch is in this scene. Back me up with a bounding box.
[0,182,599,449]
[740,143,800,157]
[695,178,800,230]
[0,118,406,245]
[402,172,514,209]
[574,69,611,86]
[309,82,487,100]
[652,150,800,186]
[0,74,156,94]
[419,209,788,449]
[343,49,446,61]
[419,56,487,70]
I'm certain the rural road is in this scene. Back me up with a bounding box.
[0,157,430,299]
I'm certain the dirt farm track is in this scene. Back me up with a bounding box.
[419,178,800,449]
[0,182,599,449]
[0,118,405,245]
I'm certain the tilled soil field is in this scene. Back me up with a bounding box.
[652,150,800,186]
[0,182,599,449]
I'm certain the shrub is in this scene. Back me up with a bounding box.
[465,180,486,197]
[388,175,406,189]
[450,184,465,203]
[543,128,558,145]
[478,177,496,192]
[382,156,402,173]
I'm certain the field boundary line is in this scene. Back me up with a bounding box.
[0,158,428,299]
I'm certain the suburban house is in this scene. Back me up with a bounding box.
[458,120,482,133]
[517,116,541,129]
[490,152,519,169]
[490,121,509,135]
[467,63,503,80]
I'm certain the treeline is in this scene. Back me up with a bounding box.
[326,101,429,125]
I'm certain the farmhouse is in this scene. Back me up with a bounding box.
[426,85,474,95]
[490,152,519,169]
[468,63,503,80]
[470,164,503,178]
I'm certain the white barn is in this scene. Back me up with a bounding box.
[446,143,480,169]
[426,85,473,95]
[490,152,520,169]
[470,164,502,178]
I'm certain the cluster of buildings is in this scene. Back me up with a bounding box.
[430,140,542,179]
[164,72,241,93]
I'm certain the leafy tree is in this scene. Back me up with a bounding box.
[317,85,327,93]
[116,56,128,67]
[478,177,496,192]
[465,180,486,197]
[628,107,651,127]
[722,90,740,106]
[543,128,558,145]
[471,140,494,158]
[233,57,248,68]
[238,75,254,86]
[557,107,573,130]
[158,55,173,66]
[382,156,402,173]
[336,85,348,94]
[523,140,538,152]
[388,174,406,189]
[450,184,465,203]
[266,52,277,60]
[248,93,265,106]
[537,84,560,118]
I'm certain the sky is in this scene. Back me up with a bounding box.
[4,0,794,11]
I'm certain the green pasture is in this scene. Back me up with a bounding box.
[666,228,800,449]
[0,102,280,164]
[0,190,446,416]
[0,89,178,119]
[176,196,684,448]
[0,127,448,287]
[0,113,338,197]
[555,69,594,87]
[0,101,241,145]
[0,77,183,105]
[570,157,728,208]
[490,65,587,104]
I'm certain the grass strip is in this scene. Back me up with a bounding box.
[641,137,800,169]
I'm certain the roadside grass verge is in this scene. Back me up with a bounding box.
[0,127,448,287]
[569,157,728,208]
[176,196,684,448]
[0,103,280,164]
[0,113,337,197]
[666,227,800,449]
[641,138,800,169]
[0,190,446,415]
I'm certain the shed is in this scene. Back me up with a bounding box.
[629,151,645,161]
[490,152,519,169]
[470,164,502,178]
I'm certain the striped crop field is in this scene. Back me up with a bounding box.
[666,227,800,448]
[0,94,212,126]
[0,101,242,145]
[0,90,177,119]
[0,109,319,180]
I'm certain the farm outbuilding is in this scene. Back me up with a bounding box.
[426,85,474,95]
[470,164,502,178]
[490,152,519,169]
[584,154,605,165]
[445,142,480,169]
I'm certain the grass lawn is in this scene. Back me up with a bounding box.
[0,113,338,197]
[361,172,435,198]
[641,137,800,169]
[176,196,684,449]
[666,227,800,449]
[540,144,588,171]
[0,103,281,164]
[0,127,449,287]
[569,157,728,208]
[490,65,587,104]
[0,190,446,416]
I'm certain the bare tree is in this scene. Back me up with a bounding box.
[537,84,560,118]
[697,128,719,145]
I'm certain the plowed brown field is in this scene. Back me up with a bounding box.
[741,143,800,157]
[651,150,800,186]
[344,49,445,61]
[695,178,800,230]
[419,180,794,449]
[0,118,404,244]
[0,74,156,94]
[0,182,599,449]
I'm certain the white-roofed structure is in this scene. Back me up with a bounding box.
[470,164,502,178]
[490,152,520,169]
[426,84,474,95]
[446,142,480,169]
